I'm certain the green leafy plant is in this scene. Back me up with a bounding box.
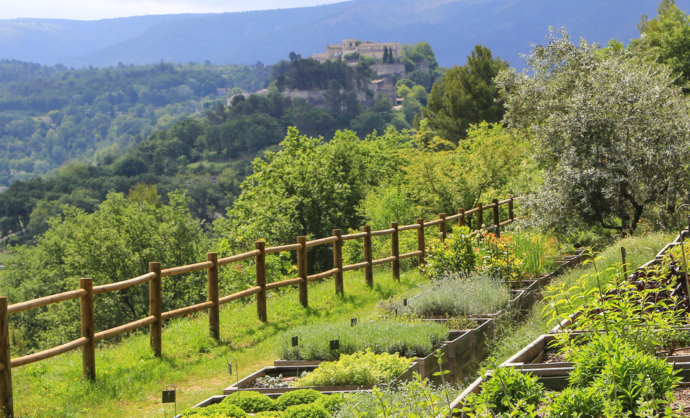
[512,230,558,278]
[476,231,525,282]
[275,390,323,410]
[221,391,277,413]
[547,386,606,418]
[278,320,447,361]
[465,364,544,415]
[421,228,476,279]
[334,373,462,418]
[313,394,345,414]
[292,350,412,387]
[282,403,329,418]
[180,402,248,417]
[254,412,284,418]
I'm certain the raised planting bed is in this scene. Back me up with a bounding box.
[500,333,690,390]
[450,332,690,416]
[226,352,420,397]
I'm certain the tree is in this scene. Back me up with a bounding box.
[422,44,508,143]
[2,192,206,351]
[497,29,690,235]
[632,0,690,88]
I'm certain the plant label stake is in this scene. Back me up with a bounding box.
[162,384,177,416]
[403,298,408,307]
[292,336,299,347]
[330,339,340,351]
[228,357,239,385]
[350,313,359,327]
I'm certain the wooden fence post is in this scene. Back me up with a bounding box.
[149,262,162,357]
[0,297,13,418]
[333,230,344,296]
[416,218,425,266]
[439,213,447,241]
[476,203,483,230]
[80,278,96,381]
[492,199,500,238]
[255,241,267,321]
[363,226,373,288]
[207,252,220,340]
[458,208,465,228]
[509,197,514,221]
[391,222,400,281]
[297,237,308,308]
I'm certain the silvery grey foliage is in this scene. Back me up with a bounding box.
[497,28,690,234]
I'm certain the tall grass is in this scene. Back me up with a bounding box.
[388,274,511,317]
[277,320,448,361]
[511,232,558,278]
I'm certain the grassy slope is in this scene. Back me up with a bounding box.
[12,268,425,417]
[486,232,676,364]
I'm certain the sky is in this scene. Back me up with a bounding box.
[1,0,346,20]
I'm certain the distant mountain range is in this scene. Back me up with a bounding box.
[0,0,686,69]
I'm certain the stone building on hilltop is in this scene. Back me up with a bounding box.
[311,39,401,63]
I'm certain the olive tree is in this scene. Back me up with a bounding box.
[497,29,690,234]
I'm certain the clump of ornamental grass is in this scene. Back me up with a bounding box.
[278,319,447,361]
[388,274,511,318]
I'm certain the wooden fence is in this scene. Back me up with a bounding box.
[0,198,516,417]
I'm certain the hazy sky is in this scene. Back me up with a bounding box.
[1,0,346,20]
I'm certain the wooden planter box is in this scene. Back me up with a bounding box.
[501,333,690,390]
[223,361,420,397]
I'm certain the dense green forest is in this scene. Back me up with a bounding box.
[0,42,443,239]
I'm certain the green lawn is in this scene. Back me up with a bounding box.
[11,268,425,417]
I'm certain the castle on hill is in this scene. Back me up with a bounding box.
[311,39,401,63]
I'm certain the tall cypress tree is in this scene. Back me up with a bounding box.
[383,47,389,63]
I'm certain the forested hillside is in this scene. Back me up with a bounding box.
[0,42,443,240]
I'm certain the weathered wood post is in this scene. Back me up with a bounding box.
[149,262,162,357]
[476,203,483,230]
[333,230,344,295]
[492,199,500,238]
[297,236,308,307]
[458,208,465,228]
[0,297,13,418]
[207,252,220,340]
[255,241,267,321]
[391,222,400,281]
[80,278,96,381]
[363,226,373,288]
[439,213,447,241]
[509,197,514,221]
[416,218,425,266]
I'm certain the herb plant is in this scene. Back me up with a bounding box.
[278,320,447,361]
[221,391,277,413]
[275,389,323,410]
[390,275,511,317]
[547,386,606,418]
[282,404,329,418]
[292,350,412,387]
[465,364,544,415]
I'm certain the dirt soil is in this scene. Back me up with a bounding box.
[542,349,567,363]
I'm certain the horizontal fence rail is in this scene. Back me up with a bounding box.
[0,197,517,417]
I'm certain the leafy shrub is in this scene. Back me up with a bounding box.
[334,375,462,418]
[277,320,447,361]
[592,343,679,415]
[282,403,329,418]
[180,402,248,417]
[293,350,412,387]
[466,366,543,415]
[421,228,476,279]
[548,386,605,418]
[476,231,525,282]
[390,275,511,317]
[275,389,323,410]
[314,394,344,414]
[254,412,284,418]
[222,390,277,413]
